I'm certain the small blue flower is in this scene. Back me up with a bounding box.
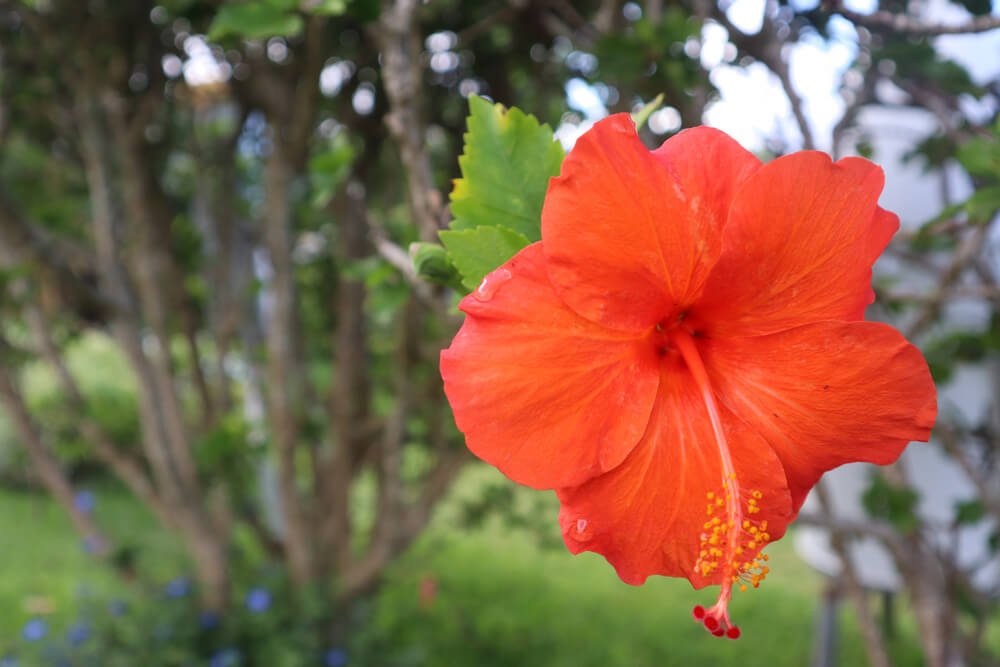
[198,610,221,629]
[324,648,348,667]
[209,648,241,667]
[164,577,191,598]
[108,599,128,616]
[73,490,96,514]
[244,587,271,613]
[67,622,90,646]
[0,655,19,667]
[21,618,47,642]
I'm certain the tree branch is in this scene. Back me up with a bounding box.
[712,9,816,150]
[374,0,444,241]
[831,3,1000,36]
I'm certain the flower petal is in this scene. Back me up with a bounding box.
[440,243,660,489]
[557,362,794,587]
[693,153,897,337]
[651,126,762,237]
[704,321,937,512]
[542,116,735,331]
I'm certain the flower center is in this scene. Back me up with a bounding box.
[670,328,771,639]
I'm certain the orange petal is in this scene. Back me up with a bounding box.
[542,117,740,331]
[692,153,897,337]
[704,321,937,512]
[652,126,762,237]
[557,361,794,587]
[440,243,660,489]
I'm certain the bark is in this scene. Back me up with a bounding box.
[75,84,231,609]
[375,0,442,241]
[21,298,174,528]
[813,482,892,667]
[321,182,373,568]
[263,140,316,584]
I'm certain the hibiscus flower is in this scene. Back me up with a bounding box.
[439,115,937,638]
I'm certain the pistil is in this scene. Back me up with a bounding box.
[671,328,771,639]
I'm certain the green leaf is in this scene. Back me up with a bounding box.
[345,0,380,21]
[449,95,564,242]
[861,474,920,533]
[954,500,985,526]
[410,242,462,289]
[955,0,992,16]
[631,93,665,131]
[439,226,530,292]
[301,0,348,15]
[209,1,304,40]
[957,137,1000,180]
[966,186,1000,221]
[308,134,355,208]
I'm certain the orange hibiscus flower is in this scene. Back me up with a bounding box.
[439,115,937,638]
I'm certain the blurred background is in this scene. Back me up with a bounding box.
[0,0,998,665]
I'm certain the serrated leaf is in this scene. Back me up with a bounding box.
[449,96,564,242]
[209,2,304,40]
[439,226,530,292]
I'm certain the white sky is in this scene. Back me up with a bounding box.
[563,0,1000,154]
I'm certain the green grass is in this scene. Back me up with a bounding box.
[0,484,188,647]
[0,466,933,665]
[362,466,927,667]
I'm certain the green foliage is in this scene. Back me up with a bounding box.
[209,1,306,40]
[922,317,1000,383]
[861,474,920,533]
[310,133,357,209]
[875,40,982,97]
[954,0,993,16]
[209,0,355,40]
[954,499,986,526]
[631,93,666,130]
[438,226,530,292]
[8,576,342,667]
[957,135,1000,181]
[0,334,140,472]
[409,242,462,290]
[437,96,564,291]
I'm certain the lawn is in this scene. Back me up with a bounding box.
[0,465,929,666]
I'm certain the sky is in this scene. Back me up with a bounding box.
[563,0,1000,157]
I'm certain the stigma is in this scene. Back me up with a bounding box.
[691,485,772,639]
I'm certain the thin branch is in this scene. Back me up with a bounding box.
[936,425,1000,524]
[21,296,175,530]
[831,3,1000,36]
[813,481,893,667]
[712,9,816,149]
[904,225,988,338]
[0,342,112,557]
[374,0,443,242]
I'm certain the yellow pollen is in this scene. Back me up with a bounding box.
[693,482,775,601]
